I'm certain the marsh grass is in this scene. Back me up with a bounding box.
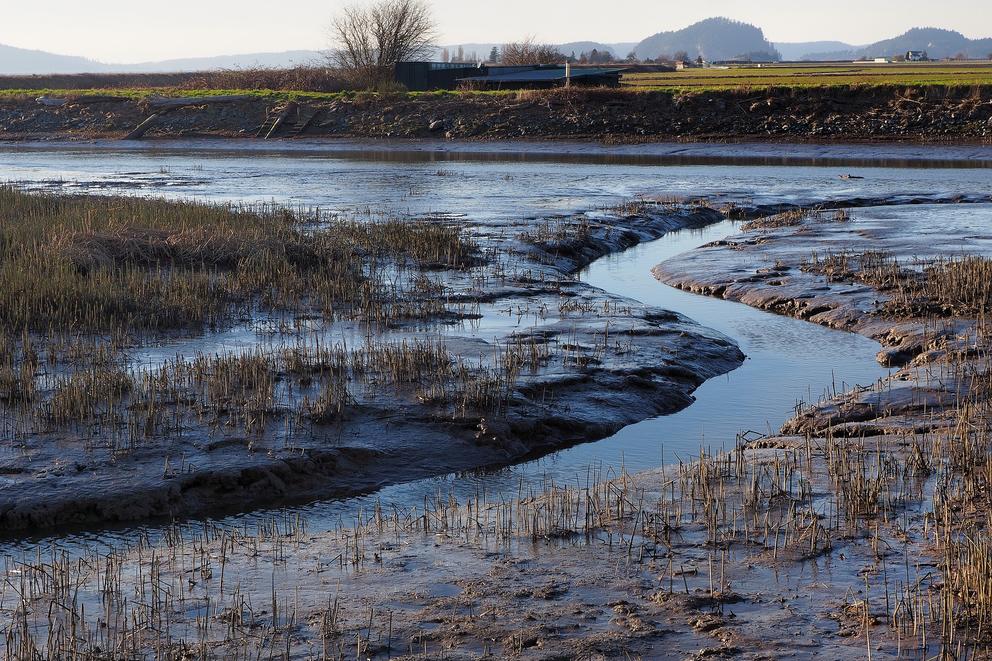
[5,336,992,659]
[0,188,500,452]
[741,207,851,232]
[0,187,476,333]
[0,387,955,659]
[8,192,992,657]
[518,216,592,246]
[3,334,532,456]
[802,250,992,318]
[775,236,992,653]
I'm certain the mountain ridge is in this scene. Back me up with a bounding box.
[3,23,991,75]
[0,43,325,75]
[803,28,992,60]
[774,41,860,61]
[634,18,780,62]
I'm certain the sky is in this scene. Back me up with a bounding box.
[2,0,991,62]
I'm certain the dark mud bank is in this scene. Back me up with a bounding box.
[657,197,992,440]
[0,205,743,535]
[656,195,991,368]
[2,85,991,143]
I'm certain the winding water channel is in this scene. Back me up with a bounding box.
[2,140,986,552]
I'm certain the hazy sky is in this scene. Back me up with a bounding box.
[3,0,991,62]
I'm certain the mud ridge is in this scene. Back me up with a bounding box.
[0,203,743,535]
[656,196,992,436]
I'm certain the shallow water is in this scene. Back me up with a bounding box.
[0,140,985,552]
[3,140,991,224]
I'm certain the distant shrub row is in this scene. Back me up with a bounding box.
[0,66,349,92]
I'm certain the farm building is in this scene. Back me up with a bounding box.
[906,50,929,62]
[394,62,625,91]
[394,62,483,91]
[458,65,625,90]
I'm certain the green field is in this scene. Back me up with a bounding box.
[623,62,992,91]
[2,61,991,101]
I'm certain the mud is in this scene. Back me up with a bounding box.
[0,202,744,535]
[635,198,992,657]
[1,85,991,143]
[654,200,992,455]
[656,201,992,369]
[0,434,935,660]
[4,162,992,657]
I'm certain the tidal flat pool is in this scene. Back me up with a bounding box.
[0,139,986,546]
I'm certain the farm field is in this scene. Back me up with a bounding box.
[2,62,992,102]
[623,61,992,90]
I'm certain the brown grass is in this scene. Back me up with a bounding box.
[802,250,992,318]
[0,66,348,93]
[0,187,476,333]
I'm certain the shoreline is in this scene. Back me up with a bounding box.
[4,136,992,167]
[2,85,990,146]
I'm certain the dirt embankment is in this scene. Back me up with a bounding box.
[2,85,991,142]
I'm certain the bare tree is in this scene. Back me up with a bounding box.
[500,37,567,65]
[330,0,437,88]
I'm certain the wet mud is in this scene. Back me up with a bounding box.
[0,201,743,534]
[649,198,992,656]
[0,435,939,660]
[4,146,992,658]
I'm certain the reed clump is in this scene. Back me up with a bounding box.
[0,336,525,455]
[741,207,851,232]
[518,216,592,246]
[0,187,476,334]
[741,208,815,231]
[802,250,992,319]
[0,188,498,455]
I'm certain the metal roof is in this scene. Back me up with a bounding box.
[458,67,624,83]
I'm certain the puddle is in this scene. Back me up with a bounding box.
[427,583,463,599]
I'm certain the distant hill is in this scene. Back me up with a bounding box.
[0,43,323,75]
[558,42,638,59]
[774,41,860,61]
[124,51,323,72]
[634,17,780,62]
[808,28,992,60]
[0,43,109,75]
[6,23,992,76]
